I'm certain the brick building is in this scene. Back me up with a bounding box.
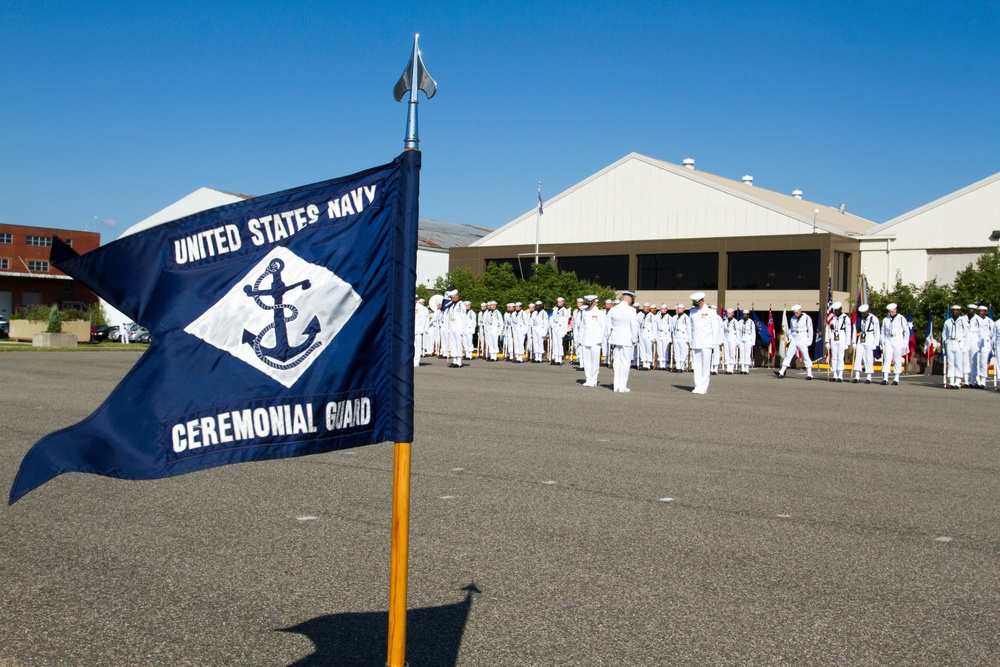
[0,223,101,319]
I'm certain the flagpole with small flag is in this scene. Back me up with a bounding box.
[390,34,436,667]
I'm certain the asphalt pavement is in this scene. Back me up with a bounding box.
[1,352,997,666]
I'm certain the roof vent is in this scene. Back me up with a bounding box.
[792,189,803,199]
[682,158,695,170]
[839,204,846,213]
[742,175,753,186]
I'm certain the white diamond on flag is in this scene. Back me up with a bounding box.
[185,246,362,388]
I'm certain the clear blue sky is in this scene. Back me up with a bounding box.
[2,1,998,241]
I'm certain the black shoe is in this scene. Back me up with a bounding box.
[881,379,888,385]
[806,376,813,380]
[829,378,836,383]
[837,379,843,383]
[892,380,899,386]
[865,379,872,384]
[773,371,783,379]
[852,378,858,383]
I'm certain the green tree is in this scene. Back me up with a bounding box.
[952,249,1000,312]
[45,304,62,334]
[89,301,108,326]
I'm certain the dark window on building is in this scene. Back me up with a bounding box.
[0,258,8,269]
[26,236,52,247]
[27,260,49,272]
[558,255,629,289]
[486,256,550,280]
[833,251,850,292]
[727,250,820,290]
[637,253,719,290]
[0,233,11,244]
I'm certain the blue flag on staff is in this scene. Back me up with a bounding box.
[9,151,421,504]
[751,310,772,346]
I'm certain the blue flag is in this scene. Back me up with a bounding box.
[751,310,772,345]
[10,151,420,504]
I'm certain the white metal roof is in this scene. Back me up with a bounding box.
[473,153,876,248]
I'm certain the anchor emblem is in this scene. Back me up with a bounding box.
[242,258,322,370]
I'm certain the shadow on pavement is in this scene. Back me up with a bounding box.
[281,584,480,667]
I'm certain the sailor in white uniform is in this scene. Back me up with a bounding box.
[607,291,639,392]
[636,303,656,370]
[511,302,527,362]
[602,299,614,367]
[689,292,724,394]
[826,302,852,382]
[578,295,606,387]
[975,305,994,388]
[571,297,585,366]
[414,296,428,367]
[852,304,878,383]
[961,304,980,386]
[444,290,468,367]
[738,309,756,374]
[550,297,570,364]
[654,304,673,370]
[775,305,814,380]
[483,301,502,361]
[880,302,910,385]
[943,305,967,389]
[723,308,739,374]
[672,304,691,372]
[530,300,549,362]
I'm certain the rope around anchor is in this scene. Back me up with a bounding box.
[248,259,321,370]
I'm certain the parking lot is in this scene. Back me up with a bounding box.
[1,352,997,666]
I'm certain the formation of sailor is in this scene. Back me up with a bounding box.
[826,302,852,382]
[775,305,815,380]
[415,292,997,391]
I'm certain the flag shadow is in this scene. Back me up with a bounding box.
[281,584,480,667]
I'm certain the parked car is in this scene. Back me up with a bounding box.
[137,331,151,344]
[128,326,150,343]
[0,319,8,339]
[90,324,113,342]
[106,325,122,342]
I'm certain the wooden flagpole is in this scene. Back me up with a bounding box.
[387,440,412,667]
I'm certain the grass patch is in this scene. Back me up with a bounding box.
[0,341,149,352]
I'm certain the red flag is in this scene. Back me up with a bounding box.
[767,309,776,358]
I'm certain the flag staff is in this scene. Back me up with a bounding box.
[535,182,541,264]
[390,34,436,667]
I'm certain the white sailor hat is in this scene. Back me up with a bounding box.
[950,304,961,310]
[480,302,487,307]
[742,309,750,314]
[506,303,515,307]
[535,300,543,305]
[791,304,802,311]
[584,294,598,302]
[605,298,614,303]
[979,304,988,310]
[515,302,522,306]
[858,304,869,313]
[886,302,898,311]
[726,308,735,314]
[463,300,471,306]
[832,301,842,309]
[621,291,636,299]
[642,302,650,307]
[676,303,685,309]
[661,304,669,309]
[557,297,565,302]
[488,300,496,305]
[690,292,706,302]
[418,297,426,303]
[967,303,977,309]
[614,299,621,304]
